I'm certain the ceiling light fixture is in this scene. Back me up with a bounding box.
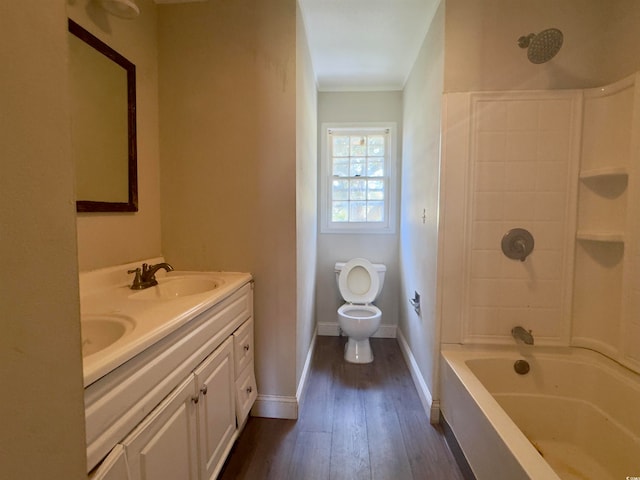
[99,0,140,19]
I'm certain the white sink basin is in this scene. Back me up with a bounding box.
[81,315,135,357]
[129,275,224,300]
[80,264,252,386]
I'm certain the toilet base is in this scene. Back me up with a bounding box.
[344,337,373,364]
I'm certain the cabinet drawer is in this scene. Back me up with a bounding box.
[235,363,257,426]
[233,318,254,376]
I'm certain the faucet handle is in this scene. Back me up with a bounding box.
[139,263,154,283]
[127,267,144,290]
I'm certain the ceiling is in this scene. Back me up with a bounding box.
[298,0,440,91]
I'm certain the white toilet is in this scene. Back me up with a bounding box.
[335,258,386,363]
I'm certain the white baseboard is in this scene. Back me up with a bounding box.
[317,322,397,338]
[396,329,438,424]
[317,322,338,336]
[296,328,317,404]
[251,329,318,421]
[251,394,298,420]
[430,399,441,424]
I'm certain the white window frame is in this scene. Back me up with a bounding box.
[320,122,397,234]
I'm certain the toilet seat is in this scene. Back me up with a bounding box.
[338,258,379,305]
[338,303,381,319]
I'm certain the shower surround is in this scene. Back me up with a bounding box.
[438,74,640,479]
[440,74,640,374]
[440,90,580,346]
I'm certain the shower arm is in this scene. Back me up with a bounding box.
[517,33,535,49]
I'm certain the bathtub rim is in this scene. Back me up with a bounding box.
[441,345,559,479]
[442,342,640,385]
[440,343,640,480]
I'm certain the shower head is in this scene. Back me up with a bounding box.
[518,28,563,64]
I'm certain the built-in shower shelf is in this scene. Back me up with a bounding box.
[576,231,625,243]
[579,166,628,179]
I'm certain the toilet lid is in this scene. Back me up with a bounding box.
[338,258,379,304]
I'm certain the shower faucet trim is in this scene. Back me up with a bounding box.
[511,326,534,345]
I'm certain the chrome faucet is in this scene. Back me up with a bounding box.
[511,326,534,345]
[128,262,174,290]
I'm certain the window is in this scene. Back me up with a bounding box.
[321,124,396,233]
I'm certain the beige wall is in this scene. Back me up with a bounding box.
[69,0,162,271]
[602,0,640,82]
[316,91,402,333]
[398,1,445,412]
[445,0,640,92]
[158,0,299,400]
[0,1,86,477]
[296,4,318,386]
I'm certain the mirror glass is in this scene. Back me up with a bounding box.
[68,19,138,212]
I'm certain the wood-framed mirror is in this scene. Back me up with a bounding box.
[68,19,138,213]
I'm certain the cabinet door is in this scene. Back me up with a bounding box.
[194,336,236,480]
[89,444,130,480]
[122,375,199,480]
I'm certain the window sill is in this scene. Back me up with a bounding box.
[321,224,396,235]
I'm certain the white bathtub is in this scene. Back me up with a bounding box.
[440,345,640,480]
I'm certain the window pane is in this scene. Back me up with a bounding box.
[367,180,384,200]
[332,201,349,222]
[367,158,384,177]
[332,158,349,177]
[332,136,350,156]
[350,201,367,222]
[367,135,385,156]
[325,127,393,231]
[367,201,385,222]
[350,179,367,200]
[350,157,366,177]
[350,136,366,156]
[332,179,349,200]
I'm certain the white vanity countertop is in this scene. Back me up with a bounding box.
[80,258,252,386]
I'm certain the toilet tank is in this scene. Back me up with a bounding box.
[335,261,386,298]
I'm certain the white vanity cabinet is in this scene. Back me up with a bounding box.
[194,337,236,480]
[85,280,257,480]
[232,318,257,426]
[88,445,131,480]
[123,337,235,480]
[122,375,199,480]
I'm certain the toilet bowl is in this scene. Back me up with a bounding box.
[335,258,386,363]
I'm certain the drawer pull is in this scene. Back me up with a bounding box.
[243,344,250,352]
[246,386,253,394]
[191,395,199,404]
[200,385,208,395]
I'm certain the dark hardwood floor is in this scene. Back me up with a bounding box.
[219,336,465,480]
